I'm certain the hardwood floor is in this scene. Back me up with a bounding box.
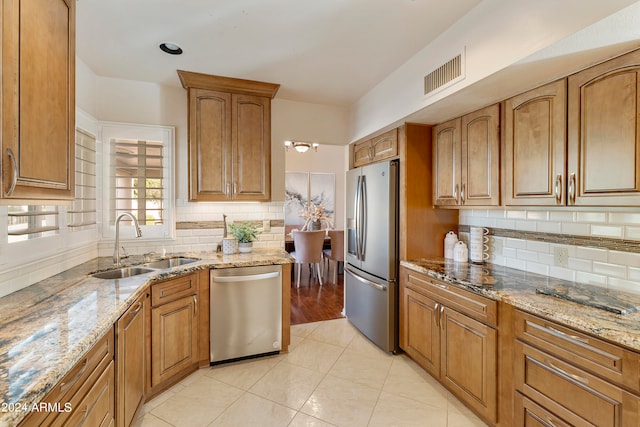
[289,264,345,325]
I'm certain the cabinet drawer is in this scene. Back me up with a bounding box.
[514,391,574,427]
[515,340,639,427]
[53,361,115,427]
[515,310,640,393]
[151,273,198,306]
[19,329,114,426]
[404,271,497,326]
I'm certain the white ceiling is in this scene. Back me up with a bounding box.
[76,0,481,106]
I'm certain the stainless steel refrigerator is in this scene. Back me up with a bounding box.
[345,159,398,353]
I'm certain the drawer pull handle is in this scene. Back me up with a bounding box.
[77,404,89,426]
[438,284,447,290]
[547,325,589,344]
[59,359,88,394]
[546,418,557,427]
[546,360,589,385]
[193,295,198,317]
[434,303,440,328]
[129,301,143,317]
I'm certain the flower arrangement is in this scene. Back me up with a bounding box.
[227,221,261,243]
[298,203,334,230]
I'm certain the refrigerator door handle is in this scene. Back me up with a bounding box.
[354,175,362,260]
[359,175,367,261]
[346,266,387,292]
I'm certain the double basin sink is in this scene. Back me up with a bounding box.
[90,257,199,279]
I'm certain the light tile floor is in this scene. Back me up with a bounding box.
[134,318,488,427]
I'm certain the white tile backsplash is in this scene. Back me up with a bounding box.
[461,208,640,291]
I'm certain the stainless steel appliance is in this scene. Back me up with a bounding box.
[345,159,399,352]
[210,265,282,363]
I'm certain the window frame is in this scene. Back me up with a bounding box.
[99,122,175,241]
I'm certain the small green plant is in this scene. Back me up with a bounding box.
[227,221,261,243]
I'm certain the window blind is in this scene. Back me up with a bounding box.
[68,129,97,230]
[8,206,59,242]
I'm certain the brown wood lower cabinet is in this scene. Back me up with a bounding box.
[19,329,115,427]
[116,293,146,427]
[399,266,497,424]
[53,362,115,427]
[514,309,640,427]
[148,273,200,394]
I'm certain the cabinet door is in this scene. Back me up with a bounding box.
[441,307,497,423]
[433,118,461,206]
[188,88,232,201]
[1,0,75,201]
[568,49,640,206]
[353,140,372,167]
[504,79,566,206]
[400,286,440,377]
[151,295,199,386]
[461,104,500,206]
[232,94,271,201]
[370,129,398,163]
[116,295,146,427]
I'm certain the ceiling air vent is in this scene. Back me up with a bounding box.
[424,50,465,96]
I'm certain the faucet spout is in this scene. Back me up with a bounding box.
[114,212,142,266]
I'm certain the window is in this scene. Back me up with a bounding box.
[100,122,174,240]
[111,138,164,226]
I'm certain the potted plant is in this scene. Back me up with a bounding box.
[227,221,261,253]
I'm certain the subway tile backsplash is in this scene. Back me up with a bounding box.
[459,209,640,293]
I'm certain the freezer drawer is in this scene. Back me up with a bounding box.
[210,265,282,363]
[345,266,398,353]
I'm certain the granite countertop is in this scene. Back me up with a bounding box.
[0,248,292,427]
[401,259,640,353]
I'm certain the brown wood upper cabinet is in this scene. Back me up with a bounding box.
[178,70,279,202]
[567,49,640,206]
[433,104,500,207]
[352,128,398,167]
[503,79,567,206]
[1,0,75,202]
[505,49,640,207]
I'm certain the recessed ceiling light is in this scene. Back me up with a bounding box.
[159,42,183,55]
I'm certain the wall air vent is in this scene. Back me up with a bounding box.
[424,50,465,96]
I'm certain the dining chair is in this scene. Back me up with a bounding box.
[290,229,325,288]
[323,229,344,284]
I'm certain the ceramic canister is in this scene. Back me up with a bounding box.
[444,231,458,259]
[453,241,468,263]
[222,237,238,254]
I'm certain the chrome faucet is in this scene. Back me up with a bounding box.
[113,212,142,267]
[216,214,228,252]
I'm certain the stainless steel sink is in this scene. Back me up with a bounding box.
[142,257,199,269]
[91,266,156,280]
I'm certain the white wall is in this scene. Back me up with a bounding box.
[349,0,640,141]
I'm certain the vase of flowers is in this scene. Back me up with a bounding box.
[228,221,261,253]
[299,203,333,231]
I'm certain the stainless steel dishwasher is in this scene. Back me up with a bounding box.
[210,264,282,364]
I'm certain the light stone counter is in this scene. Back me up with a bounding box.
[0,248,292,427]
[402,259,640,353]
